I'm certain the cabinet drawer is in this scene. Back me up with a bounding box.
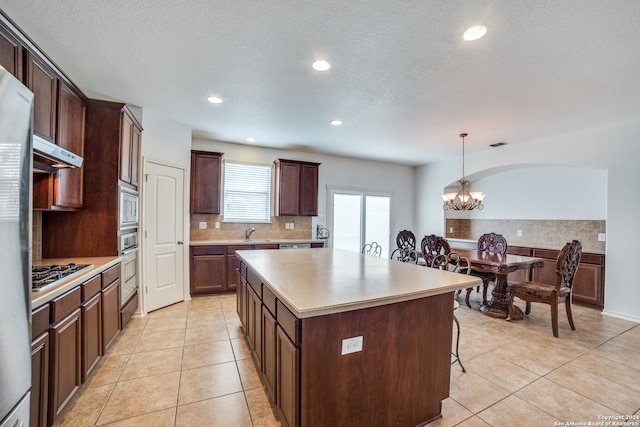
[192,245,225,256]
[101,263,120,288]
[247,269,262,297]
[580,253,604,265]
[532,248,558,260]
[506,246,532,256]
[262,286,277,316]
[277,300,300,346]
[32,303,51,339]
[81,275,101,302]
[51,286,81,324]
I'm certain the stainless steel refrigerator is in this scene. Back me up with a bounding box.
[0,66,33,426]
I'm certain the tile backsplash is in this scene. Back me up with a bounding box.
[190,215,313,241]
[33,210,42,262]
[445,219,606,253]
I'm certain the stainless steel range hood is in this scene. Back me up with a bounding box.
[33,134,83,173]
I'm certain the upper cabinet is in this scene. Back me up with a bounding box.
[26,51,58,143]
[0,20,23,78]
[190,150,223,214]
[274,159,320,216]
[119,109,142,187]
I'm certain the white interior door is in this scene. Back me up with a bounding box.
[143,160,185,312]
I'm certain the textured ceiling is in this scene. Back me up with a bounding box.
[1,0,639,165]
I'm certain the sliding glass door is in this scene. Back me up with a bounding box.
[330,188,391,258]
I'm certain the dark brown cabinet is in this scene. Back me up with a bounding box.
[43,101,142,258]
[0,20,23,78]
[226,246,245,290]
[274,159,320,216]
[506,246,534,283]
[190,151,222,214]
[52,81,86,209]
[102,270,121,353]
[532,248,605,309]
[30,331,49,427]
[261,306,277,399]
[26,51,58,143]
[190,246,227,294]
[120,110,141,186]
[276,325,299,427]
[49,308,82,423]
[81,292,102,382]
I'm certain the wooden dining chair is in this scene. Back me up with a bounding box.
[430,252,471,373]
[390,247,419,263]
[506,240,582,337]
[421,234,451,267]
[395,230,416,251]
[361,242,382,257]
[461,232,508,308]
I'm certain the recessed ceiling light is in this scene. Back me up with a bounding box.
[463,25,487,41]
[207,96,223,104]
[330,120,342,126]
[246,137,256,142]
[312,60,331,71]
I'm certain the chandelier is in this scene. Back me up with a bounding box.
[442,133,485,211]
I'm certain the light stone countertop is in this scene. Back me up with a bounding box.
[190,239,327,246]
[447,238,605,254]
[32,256,121,309]
[236,248,481,318]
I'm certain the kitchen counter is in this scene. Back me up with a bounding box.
[237,247,480,318]
[236,247,481,426]
[190,238,326,246]
[32,256,121,308]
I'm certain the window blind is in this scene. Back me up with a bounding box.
[223,162,271,222]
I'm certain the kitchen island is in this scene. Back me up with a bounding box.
[236,248,481,427]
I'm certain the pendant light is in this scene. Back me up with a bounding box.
[442,133,485,210]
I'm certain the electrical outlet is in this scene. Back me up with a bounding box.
[290,222,294,230]
[598,233,606,242]
[449,227,453,234]
[199,222,207,229]
[215,222,220,229]
[341,336,363,355]
[285,223,290,230]
[517,229,522,237]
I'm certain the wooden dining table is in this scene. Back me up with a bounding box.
[451,249,545,319]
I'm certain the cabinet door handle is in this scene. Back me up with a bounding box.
[177,241,184,245]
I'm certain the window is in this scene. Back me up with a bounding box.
[223,161,272,222]
[329,187,392,257]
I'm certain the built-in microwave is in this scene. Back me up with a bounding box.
[119,186,139,229]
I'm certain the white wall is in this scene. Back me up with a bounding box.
[192,139,415,252]
[415,117,640,321]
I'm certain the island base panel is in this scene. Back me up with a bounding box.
[300,292,454,427]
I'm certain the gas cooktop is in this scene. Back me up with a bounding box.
[32,263,93,292]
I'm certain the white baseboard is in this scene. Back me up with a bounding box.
[602,309,640,324]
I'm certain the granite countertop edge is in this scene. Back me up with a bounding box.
[190,238,327,246]
[447,238,605,255]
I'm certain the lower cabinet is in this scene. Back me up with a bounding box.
[101,278,120,352]
[30,262,121,427]
[190,246,227,294]
[238,260,300,427]
[276,325,299,427]
[30,333,49,427]
[532,249,605,309]
[49,308,82,423]
[81,292,102,382]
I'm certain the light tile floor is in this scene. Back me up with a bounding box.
[54,292,640,427]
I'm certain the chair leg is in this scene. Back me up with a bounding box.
[464,287,472,308]
[565,297,576,330]
[481,280,489,306]
[525,301,532,315]
[505,288,516,321]
[551,295,559,337]
[452,314,466,373]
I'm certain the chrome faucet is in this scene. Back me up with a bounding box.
[245,227,256,240]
